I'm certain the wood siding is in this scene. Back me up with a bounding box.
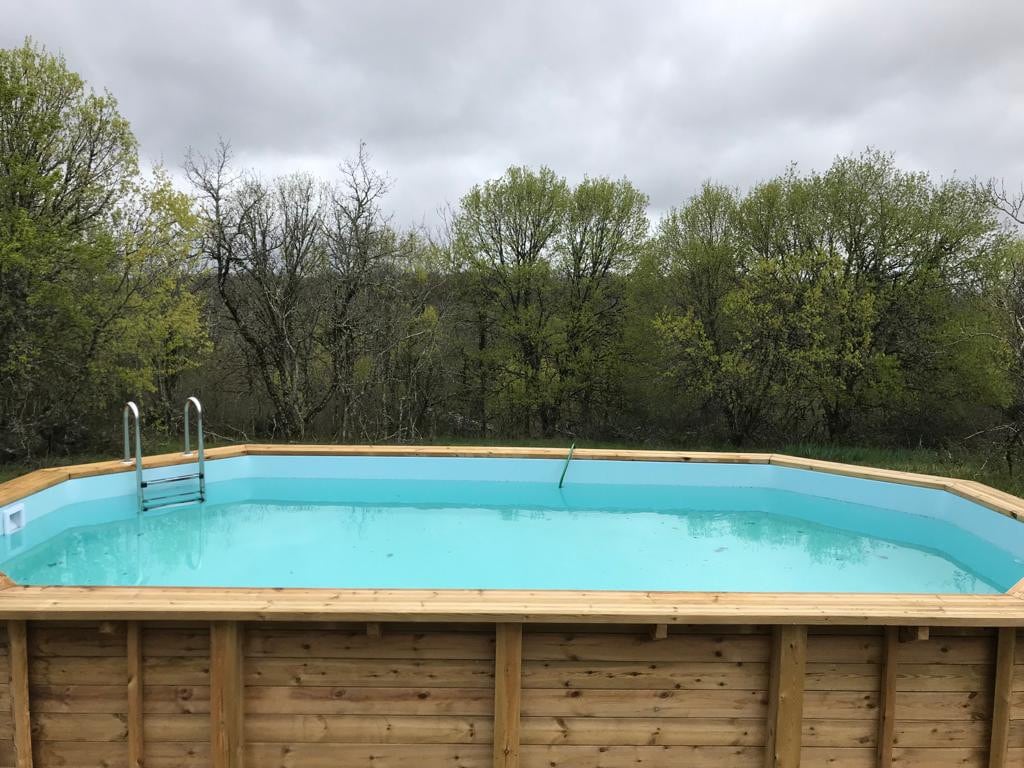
[2,621,1024,767]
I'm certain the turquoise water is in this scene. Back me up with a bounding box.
[1,477,1018,592]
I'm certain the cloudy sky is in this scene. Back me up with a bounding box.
[5,1,1023,224]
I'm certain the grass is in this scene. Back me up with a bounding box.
[1,436,1021,496]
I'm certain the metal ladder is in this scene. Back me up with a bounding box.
[123,397,206,513]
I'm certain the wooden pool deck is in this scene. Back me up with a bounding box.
[2,585,1024,626]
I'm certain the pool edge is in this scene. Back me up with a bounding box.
[3,444,1024,613]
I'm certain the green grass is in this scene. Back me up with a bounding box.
[2,438,1021,497]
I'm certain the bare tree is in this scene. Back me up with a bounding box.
[186,141,333,438]
[321,144,402,439]
[989,180,1024,227]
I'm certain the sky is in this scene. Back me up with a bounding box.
[4,0,1023,226]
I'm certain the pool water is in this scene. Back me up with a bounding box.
[2,474,1020,593]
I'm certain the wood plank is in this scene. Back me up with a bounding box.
[522,659,769,690]
[29,711,128,741]
[764,625,806,768]
[806,690,992,721]
[493,623,522,768]
[245,742,491,768]
[29,683,211,714]
[518,744,762,768]
[26,712,206,743]
[802,719,875,748]
[30,683,129,713]
[146,655,210,684]
[767,454,956,490]
[878,626,897,768]
[127,621,144,768]
[891,747,988,766]
[990,627,1015,768]
[145,741,210,768]
[801,746,875,767]
[245,657,493,687]
[954,482,1024,523]
[31,623,127,656]
[211,622,243,768]
[247,628,494,659]
[30,656,128,684]
[30,740,207,768]
[144,713,208,742]
[143,626,210,657]
[520,716,765,746]
[244,685,494,716]
[524,632,771,662]
[895,720,988,748]
[521,687,768,718]
[3,587,1024,626]
[8,620,32,768]
[243,713,492,744]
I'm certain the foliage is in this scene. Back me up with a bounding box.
[2,40,1024,481]
[0,40,206,456]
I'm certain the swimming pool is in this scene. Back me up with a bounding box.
[3,446,1024,768]
[2,450,1023,593]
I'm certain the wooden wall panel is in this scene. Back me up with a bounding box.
[519,626,771,768]
[0,624,16,768]
[28,622,128,768]
[892,628,994,768]
[1005,631,1024,760]
[143,623,210,767]
[800,629,880,768]
[242,622,496,767]
[3,620,1018,768]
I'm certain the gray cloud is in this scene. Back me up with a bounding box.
[4,0,1023,224]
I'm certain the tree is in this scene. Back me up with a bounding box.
[454,166,569,435]
[186,141,410,440]
[558,177,648,432]
[0,39,205,457]
[812,152,1002,440]
[321,145,406,440]
[978,182,1024,467]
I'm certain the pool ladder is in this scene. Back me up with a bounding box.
[123,397,206,513]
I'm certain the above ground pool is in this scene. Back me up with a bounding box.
[2,450,1023,593]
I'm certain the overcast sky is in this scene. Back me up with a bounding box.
[5,1,1023,225]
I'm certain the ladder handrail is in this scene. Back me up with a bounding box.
[183,396,206,500]
[183,396,204,460]
[123,402,143,512]
[123,399,207,515]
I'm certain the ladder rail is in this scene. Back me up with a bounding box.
[183,396,206,500]
[558,441,576,489]
[123,402,143,513]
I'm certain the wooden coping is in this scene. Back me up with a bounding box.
[0,586,1023,625]
[1,444,1024,625]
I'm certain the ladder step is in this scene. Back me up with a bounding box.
[143,496,202,512]
[142,490,203,510]
[142,473,203,487]
[144,488,203,503]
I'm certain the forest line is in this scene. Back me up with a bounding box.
[2,40,1024,470]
